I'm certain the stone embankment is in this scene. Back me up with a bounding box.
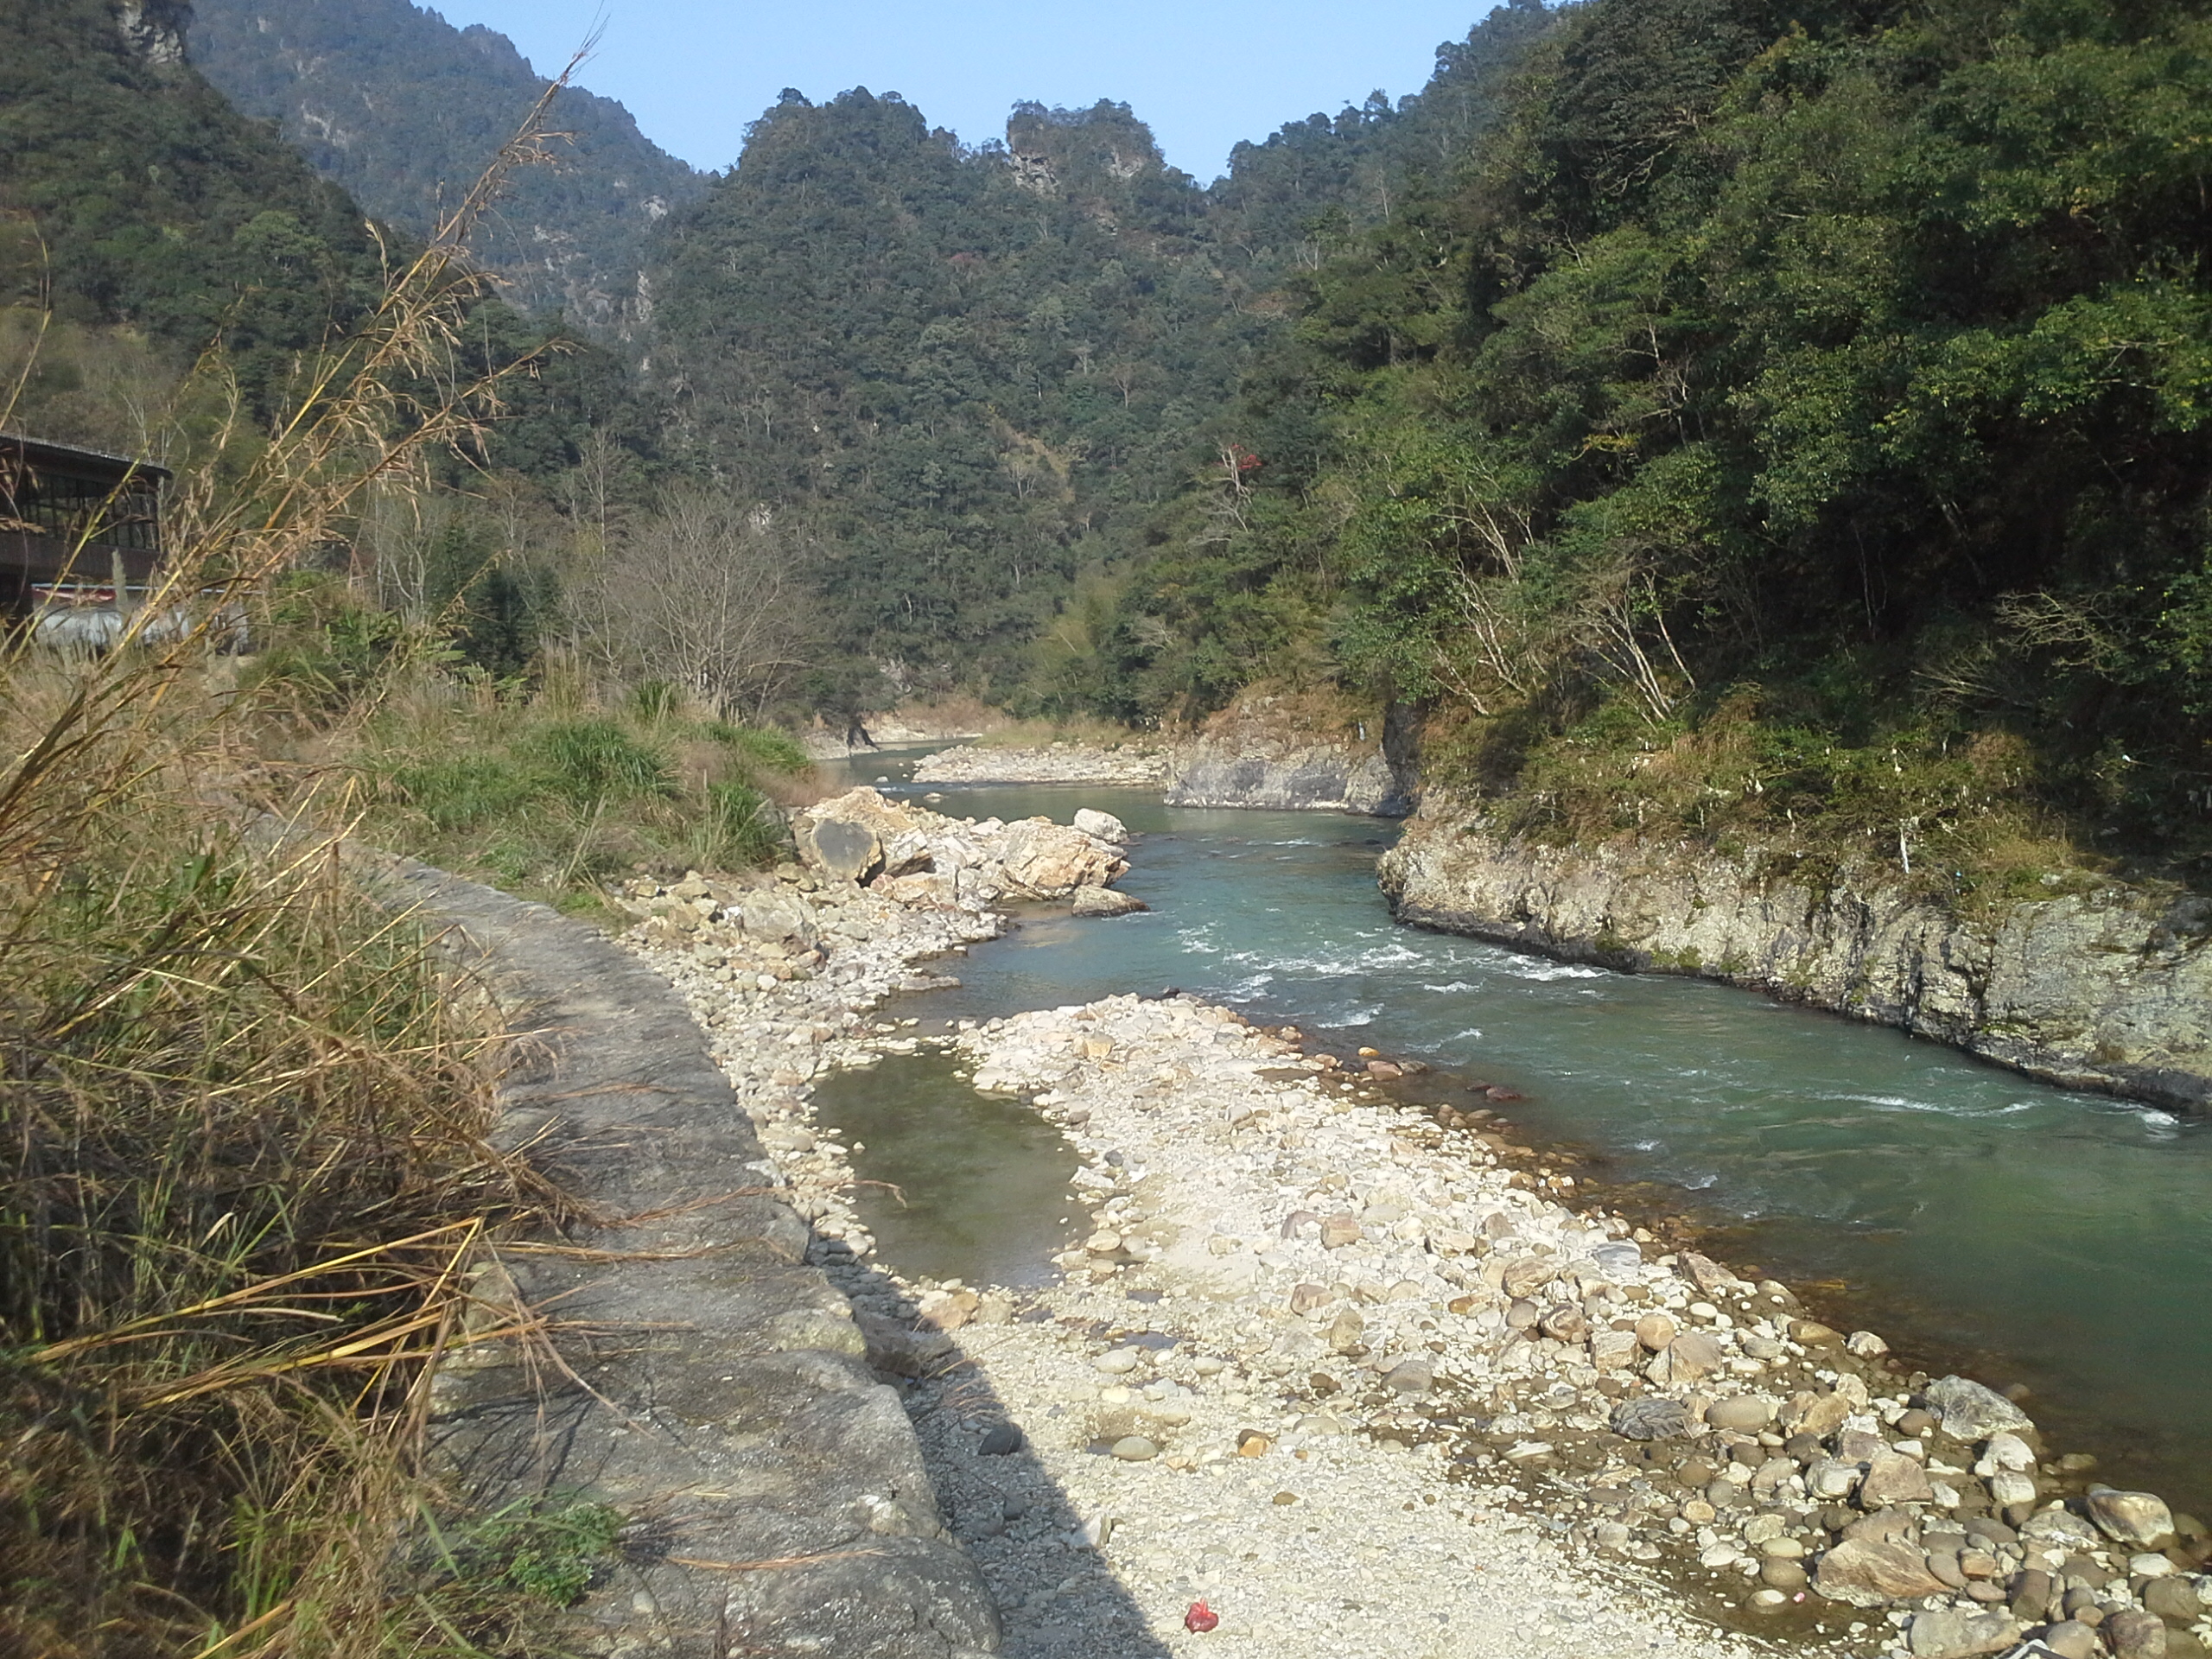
[804,713,984,760]
[913,744,1171,787]
[906,697,1418,817]
[391,857,1000,1659]
[1381,800,2212,1112]
[1164,734,1409,817]
[619,791,2212,1659]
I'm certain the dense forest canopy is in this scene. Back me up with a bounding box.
[0,0,391,432]
[1087,0,2212,889]
[0,0,654,677]
[188,0,704,329]
[639,1,1555,714]
[643,89,1263,709]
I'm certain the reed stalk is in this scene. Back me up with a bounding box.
[1,63,611,1659]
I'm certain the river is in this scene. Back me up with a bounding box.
[816,752,2212,1514]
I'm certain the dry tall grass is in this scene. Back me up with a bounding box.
[2,73,605,1658]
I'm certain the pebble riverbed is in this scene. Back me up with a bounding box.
[615,794,2212,1659]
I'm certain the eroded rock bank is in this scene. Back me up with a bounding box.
[1380,800,2212,1113]
[912,702,1418,817]
[1164,700,1418,817]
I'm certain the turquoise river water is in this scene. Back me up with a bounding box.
[816,753,2212,1513]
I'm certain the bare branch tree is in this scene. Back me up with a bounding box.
[575,491,817,718]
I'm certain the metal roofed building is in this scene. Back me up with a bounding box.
[0,434,171,639]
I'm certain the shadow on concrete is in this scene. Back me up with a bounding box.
[821,1246,1178,1659]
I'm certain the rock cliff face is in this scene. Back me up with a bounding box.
[117,1,191,66]
[1380,800,2212,1110]
[1165,702,1420,817]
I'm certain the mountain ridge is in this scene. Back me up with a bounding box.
[187,0,705,329]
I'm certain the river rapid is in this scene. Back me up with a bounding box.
[817,753,2212,1514]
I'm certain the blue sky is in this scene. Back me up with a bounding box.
[433,2,1505,181]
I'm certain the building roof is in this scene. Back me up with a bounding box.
[0,432,172,486]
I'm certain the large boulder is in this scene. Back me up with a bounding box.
[794,788,958,887]
[2086,1491,2178,1548]
[1071,887,1147,918]
[1860,1451,1936,1508]
[1073,808,1129,844]
[1907,1610,2021,1658]
[794,790,902,881]
[996,817,1127,899]
[1923,1375,2035,1440]
[1815,1539,1950,1605]
[1610,1397,1692,1441]
[739,889,816,946]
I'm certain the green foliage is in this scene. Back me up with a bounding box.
[360,678,807,907]
[646,91,1272,695]
[416,1496,624,1611]
[697,780,785,871]
[384,751,538,834]
[239,575,442,715]
[524,719,674,810]
[0,0,387,419]
[1116,0,2212,887]
[188,0,705,327]
[701,721,812,777]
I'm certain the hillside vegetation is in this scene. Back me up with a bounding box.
[1097,0,2212,896]
[0,10,654,1643]
[638,3,1554,714]
[0,0,387,429]
[12,0,2209,904]
[188,0,704,328]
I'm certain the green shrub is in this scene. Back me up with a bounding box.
[700,720,810,776]
[696,781,785,870]
[355,683,809,909]
[524,720,674,809]
[385,753,539,832]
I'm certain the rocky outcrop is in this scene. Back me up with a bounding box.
[793,788,1128,904]
[118,0,191,64]
[1380,801,2212,1110]
[388,858,999,1658]
[1162,699,1420,817]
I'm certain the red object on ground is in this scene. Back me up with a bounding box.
[1185,1600,1220,1633]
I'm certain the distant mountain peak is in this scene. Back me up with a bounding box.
[187,0,704,329]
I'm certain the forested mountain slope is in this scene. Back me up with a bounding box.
[188,0,704,328]
[639,2,1554,709]
[1105,0,2212,893]
[1211,0,1554,275]
[643,92,1261,703]
[0,0,389,434]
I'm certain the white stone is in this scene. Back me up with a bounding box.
[1978,1431,2037,1474]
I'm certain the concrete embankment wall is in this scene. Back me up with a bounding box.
[387,858,999,1659]
[1378,800,2212,1112]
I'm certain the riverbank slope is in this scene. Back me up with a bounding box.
[1380,798,2212,1112]
[911,696,1418,816]
[614,789,2212,1659]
